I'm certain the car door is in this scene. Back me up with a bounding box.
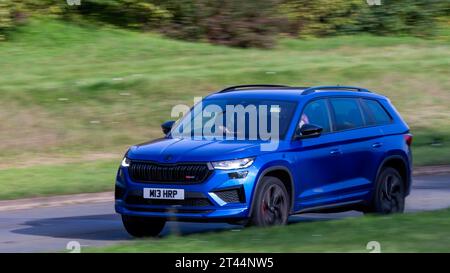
[293,98,347,210]
[327,97,381,202]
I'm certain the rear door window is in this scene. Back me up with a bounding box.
[362,99,392,125]
[329,98,365,131]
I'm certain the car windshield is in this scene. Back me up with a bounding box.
[171,98,298,140]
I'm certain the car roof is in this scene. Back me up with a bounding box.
[206,86,387,101]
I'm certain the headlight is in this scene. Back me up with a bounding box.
[121,157,130,167]
[211,157,254,170]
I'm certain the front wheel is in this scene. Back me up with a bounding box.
[121,215,166,237]
[365,167,405,214]
[250,176,289,227]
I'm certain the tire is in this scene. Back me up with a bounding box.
[365,167,405,214]
[121,215,166,237]
[250,176,290,227]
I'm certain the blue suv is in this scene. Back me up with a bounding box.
[115,85,413,237]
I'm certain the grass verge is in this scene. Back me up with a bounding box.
[90,208,450,253]
[0,160,117,200]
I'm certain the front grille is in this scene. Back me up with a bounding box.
[129,160,212,184]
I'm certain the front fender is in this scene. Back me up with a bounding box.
[248,159,296,216]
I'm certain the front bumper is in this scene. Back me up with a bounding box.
[114,165,258,222]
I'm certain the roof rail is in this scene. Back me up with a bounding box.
[301,86,371,95]
[219,84,289,93]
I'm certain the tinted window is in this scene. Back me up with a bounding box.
[363,99,391,125]
[299,99,331,133]
[330,98,364,131]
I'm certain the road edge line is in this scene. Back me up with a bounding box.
[0,191,113,212]
[413,165,450,176]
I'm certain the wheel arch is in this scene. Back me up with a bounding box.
[248,165,295,217]
[375,154,411,196]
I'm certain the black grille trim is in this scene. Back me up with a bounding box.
[214,186,246,203]
[128,160,212,184]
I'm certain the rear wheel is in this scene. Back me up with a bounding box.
[365,167,405,214]
[250,176,289,227]
[121,215,166,237]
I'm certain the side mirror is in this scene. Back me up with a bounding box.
[161,120,175,135]
[295,124,323,139]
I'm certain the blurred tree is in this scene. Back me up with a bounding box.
[0,0,13,40]
[278,0,448,38]
[357,0,445,37]
[0,0,448,44]
[198,0,281,48]
[278,0,364,37]
[76,0,172,30]
[156,0,282,48]
[153,0,204,41]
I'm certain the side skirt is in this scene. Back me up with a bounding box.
[292,200,364,214]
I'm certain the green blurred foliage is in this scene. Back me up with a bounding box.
[0,0,68,40]
[278,0,364,37]
[76,0,172,30]
[152,0,204,40]
[0,0,448,46]
[279,0,449,37]
[150,0,282,48]
[0,0,13,40]
[357,0,449,37]
[196,0,281,48]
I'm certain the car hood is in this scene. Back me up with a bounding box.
[127,137,275,163]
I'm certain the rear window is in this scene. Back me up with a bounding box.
[362,99,392,125]
[329,98,364,131]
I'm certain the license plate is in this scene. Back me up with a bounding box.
[143,188,185,200]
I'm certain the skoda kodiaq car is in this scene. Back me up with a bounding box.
[115,85,413,237]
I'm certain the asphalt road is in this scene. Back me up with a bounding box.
[0,174,449,253]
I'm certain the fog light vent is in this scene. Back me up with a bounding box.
[214,187,245,203]
[115,185,126,200]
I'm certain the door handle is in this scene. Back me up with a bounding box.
[330,149,342,156]
[372,142,383,148]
